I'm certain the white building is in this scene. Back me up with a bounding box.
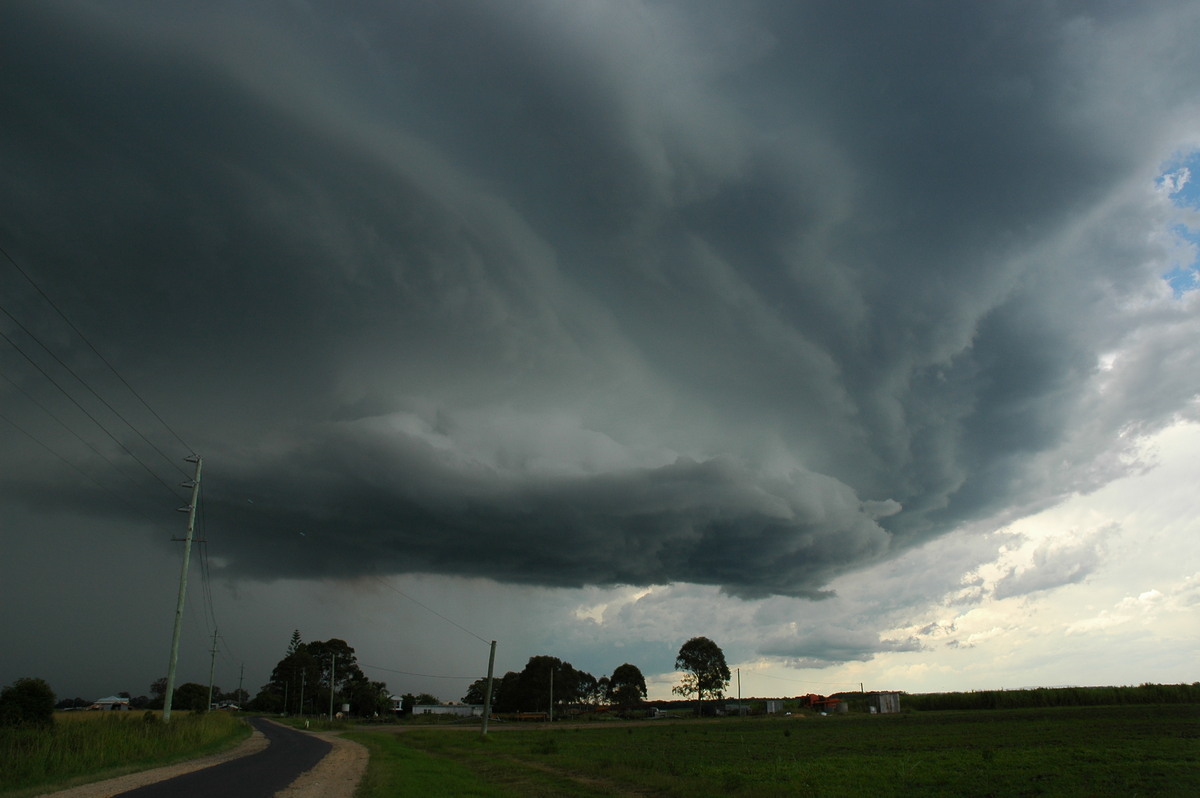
[390,696,482,717]
[88,696,131,711]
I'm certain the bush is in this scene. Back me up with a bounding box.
[0,677,56,728]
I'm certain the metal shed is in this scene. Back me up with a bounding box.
[866,691,901,714]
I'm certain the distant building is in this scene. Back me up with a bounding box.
[766,700,784,714]
[413,703,482,717]
[88,696,131,711]
[390,696,481,717]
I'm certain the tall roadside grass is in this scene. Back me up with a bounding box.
[0,711,249,795]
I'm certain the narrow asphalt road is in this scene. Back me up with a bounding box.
[114,718,331,798]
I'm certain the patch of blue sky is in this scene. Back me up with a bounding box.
[1162,228,1198,294]
[1158,150,1200,296]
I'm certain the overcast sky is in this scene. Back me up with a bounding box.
[2,0,1198,704]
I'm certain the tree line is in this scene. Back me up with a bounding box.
[245,632,733,717]
[457,656,649,715]
[3,632,735,727]
[449,636,732,715]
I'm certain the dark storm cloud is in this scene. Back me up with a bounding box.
[195,430,893,598]
[3,1,1200,598]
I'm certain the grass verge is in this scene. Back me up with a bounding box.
[345,731,515,797]
[0,711,250,797]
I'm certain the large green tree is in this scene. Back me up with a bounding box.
[305,638,365,694]
[672,637,731,711]
[344,678,392,716]
[492,671,522,713]
[462,677,500,705]
[0,677,55,728]
[576,671,603,709]
[496,656,594,715]
[266,643,320,714]
[608,663,647,709]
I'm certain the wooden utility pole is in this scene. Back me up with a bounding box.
[163,455,202,722]
[481,641,496,737]
[329,654,336,720]
[206,628,219,710]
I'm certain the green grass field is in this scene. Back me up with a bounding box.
[348,704,1200,797]
[0,710,249,797]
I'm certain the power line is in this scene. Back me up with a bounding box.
[196,496,218,632]
[0,407,170,525]
[359,663,478,681]
[0,327,184,499]
[369,574,490,646]
[0,370,178,512]
[0,242,194,455]
[192,492,239,675]
[0,301,188,479]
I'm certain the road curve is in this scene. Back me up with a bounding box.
[113,718,331,798]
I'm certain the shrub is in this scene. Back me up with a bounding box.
[0,677,56,728]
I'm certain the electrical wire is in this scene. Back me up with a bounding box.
[0,301,188,479]
[0,242,194,456]
[359,663,478,681]
[0,327,185,499]
[0,407,169,525]
[369,574,491,646]
[0,376,184,529]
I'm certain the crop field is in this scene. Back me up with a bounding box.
[349,704,1199,797]
[0,710,249,797]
